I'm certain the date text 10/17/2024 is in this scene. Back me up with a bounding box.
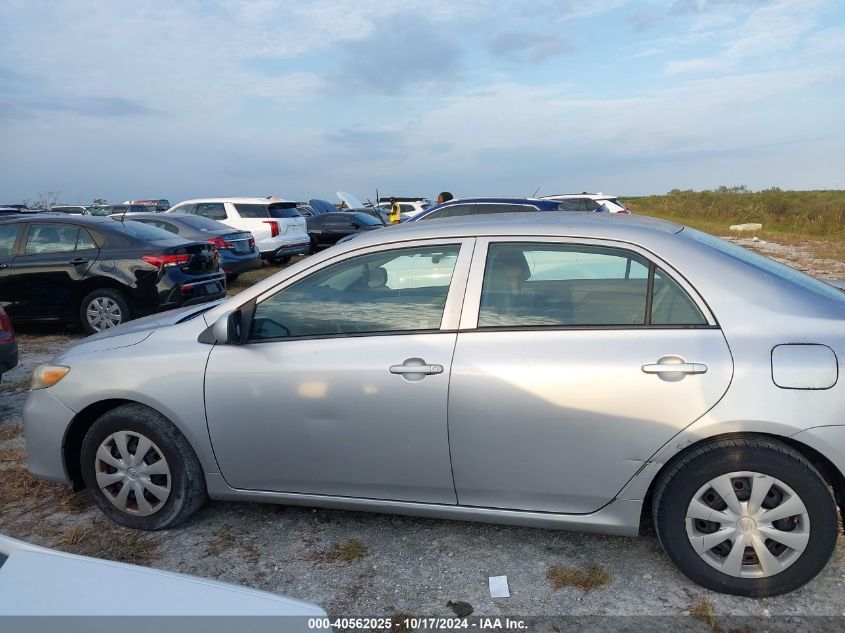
[308,618,528,630]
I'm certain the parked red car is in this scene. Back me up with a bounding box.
[0,305,18,380]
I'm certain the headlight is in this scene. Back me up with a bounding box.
[31,365,70,390]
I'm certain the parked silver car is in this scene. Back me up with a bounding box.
[23,213,845,597]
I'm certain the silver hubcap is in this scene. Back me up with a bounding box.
[86,297,122,331]
[686,471,810,578]
[94,431,172,516]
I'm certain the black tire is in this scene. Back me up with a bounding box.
[81,403,208,530]
[270,254,292,265]
[226,273,240,283]
[653,436,838,597]
[79,288,131,335]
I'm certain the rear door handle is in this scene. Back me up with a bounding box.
[642,360,708,375]
[389,364,444,375]
[69,257,89,265]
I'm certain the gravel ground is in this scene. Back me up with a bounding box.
[1,241,844,626]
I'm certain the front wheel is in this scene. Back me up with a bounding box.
[653,437,838,597]
[270,254,292,265]
[79,288,130,334]
[80,404,207,530]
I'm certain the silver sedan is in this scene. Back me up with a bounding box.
[23,213,845,597]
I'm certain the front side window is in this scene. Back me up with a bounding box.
[24,224,79,254]
[478,243,706,328]
[422,204,475,220]
[196,202,227,220]
[251,244,461,340]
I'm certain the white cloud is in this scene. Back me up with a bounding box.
[664,0,828,75]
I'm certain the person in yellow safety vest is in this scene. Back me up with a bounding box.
[388,197,402,224]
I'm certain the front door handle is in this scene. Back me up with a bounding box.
[389,364,444,375]
[69,257,89,265]
[389,357,444,380]
[642,357,708,375]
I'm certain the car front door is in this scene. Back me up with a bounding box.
[3,223,99,319]
[204,239,473,503]
[448,238,734,514]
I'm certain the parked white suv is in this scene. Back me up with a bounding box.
[167,198,309,264]
[541,193,629,214]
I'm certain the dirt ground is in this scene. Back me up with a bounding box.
[1,241,844,625]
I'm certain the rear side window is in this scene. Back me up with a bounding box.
[651,268,706,325]
[196,203,227,221]
[422,204,475,220]
[234,203,270,218]
[170,203,196,215]
[0,224,22,256]
[268,203,303,219]
[478,243,706,328]
[76,229,99,249]
[475,203,531,215]
[24,224,80,254]
[557,199,591,211]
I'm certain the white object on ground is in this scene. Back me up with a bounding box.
[489,575,510,598]
[729,223,763,232]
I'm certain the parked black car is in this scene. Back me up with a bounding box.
[0,215,225,334]
[0,305,17,381]
[306,211,383,252]
[123,213,260,282]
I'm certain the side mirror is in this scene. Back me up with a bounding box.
[212,310,241,344]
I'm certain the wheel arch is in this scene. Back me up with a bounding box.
[63,398,209,490]
[638,431,845,533]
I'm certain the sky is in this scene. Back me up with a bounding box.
[1,0,844,205]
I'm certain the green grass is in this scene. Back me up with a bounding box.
[623,188,845,248]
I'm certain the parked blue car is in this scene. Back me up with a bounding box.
[409,197,568,222]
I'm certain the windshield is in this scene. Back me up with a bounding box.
[309,199,337,214]
[686,229,845,305]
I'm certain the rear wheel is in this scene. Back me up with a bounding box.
[270,254,292,265]
[79,288,130,334]
[653,437,838,596]
[81,404,207,530]
[226,273,240,283]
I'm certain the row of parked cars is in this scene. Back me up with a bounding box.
[0,192,629,335]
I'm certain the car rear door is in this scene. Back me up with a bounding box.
[0,222,25,313]
[447,237,733,514]
[2,223,100,320]
[204,239,474,502]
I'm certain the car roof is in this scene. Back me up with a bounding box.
[174,197,287,205]
[543,193,618,199]
[342,211,682,249]
[438,197,558,205]
[0,214,117,225]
